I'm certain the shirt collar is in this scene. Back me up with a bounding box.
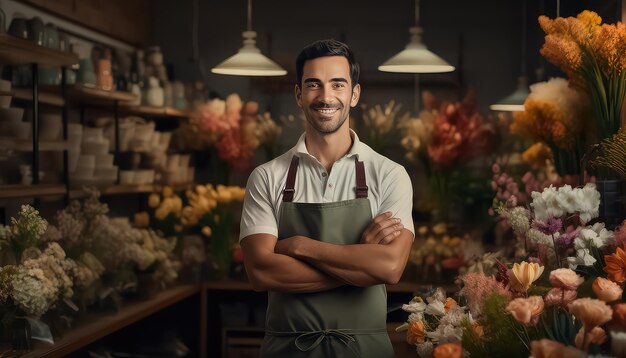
[293,129,368,161]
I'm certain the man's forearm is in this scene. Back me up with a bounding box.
[283,231,413,287]
[246,251,343,293]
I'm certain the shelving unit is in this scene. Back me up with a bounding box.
[22,284,201,358]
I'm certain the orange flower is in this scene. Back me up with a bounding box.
[433,343,462,358]
[612,303,626,327]
[544,288,577,308]
[549,268,584,290]
[605,247,626,284]
[506,296,545,326]
[575,326,607,350]
[531,339,586,358]
[522,142,553,169]
[592,277,623,302]
[568,298,613,329]
[406,320,427,345]
[444,297,458,313]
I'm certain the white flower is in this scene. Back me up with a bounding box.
[416,341,434,358]
[611,331,626,358]
[567,247,597,269]
[527,228,552,246]
[438,306,468,327]
[408,312,424,323]
[426,323,463,343]
[578,183,601,222]
[11,266,53,317]
[425,300,446,316]
[590,223,614,247]
[556,185,578,213]
[508,207,530,236]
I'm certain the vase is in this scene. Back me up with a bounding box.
[11,317,31,351]
[597,179,624,230]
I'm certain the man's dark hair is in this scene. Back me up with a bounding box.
[295,39,360,89]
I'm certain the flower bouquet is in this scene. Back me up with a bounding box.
[359,100,406,154]
[139,185,184,238]
[511,78,590,176]
[182,184,245,279]
[408,223,469,284]
[398,91,496,222]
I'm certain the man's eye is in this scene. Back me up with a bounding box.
[333,83,346,89]
[306,83,320,88]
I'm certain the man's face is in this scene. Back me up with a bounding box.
[295,56,360,135]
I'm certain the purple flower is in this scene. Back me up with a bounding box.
[532,217,562,235]
[555,226,582,250]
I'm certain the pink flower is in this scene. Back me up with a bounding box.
[549,268,584,290]
[575,326,606,350]
[545,288,577,307]
[458,272,511,316]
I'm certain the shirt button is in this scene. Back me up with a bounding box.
[328,183,333,188]
[322,172,327,177]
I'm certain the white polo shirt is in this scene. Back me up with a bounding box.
[239,130,415,241]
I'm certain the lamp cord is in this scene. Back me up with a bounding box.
[556,0,560,17]
[415,0,420,26]
[521,0,527,78]
[248,0,252,31]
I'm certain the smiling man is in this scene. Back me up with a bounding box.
[240,39,415,358]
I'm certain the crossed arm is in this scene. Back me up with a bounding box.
[241,212,413,293]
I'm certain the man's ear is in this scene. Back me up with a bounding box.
[294,84,302,108]
[350,83,361,108]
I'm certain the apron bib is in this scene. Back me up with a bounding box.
[261,156,393,358]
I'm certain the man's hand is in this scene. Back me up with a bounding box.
[361,211,404,244]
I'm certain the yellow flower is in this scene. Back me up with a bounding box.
[162,186,173,198]
[217,189,232,203]
[432,223,447,235]
[509,261,544,292]
[522,142,553,169]
[134,212,150,227]
[171,196,183,214]
[202,226,212,237]
[155,206,169,220]
[213,214,220,224]
[148,193,160,208]
[195,185,207,195]
[175,225,183,233]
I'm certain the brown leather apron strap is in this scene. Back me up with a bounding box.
[283,155,299,202]
[355,157,368,198]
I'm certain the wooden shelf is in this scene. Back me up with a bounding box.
[22,284,201,358]
[0,33,78,67]
[67,85,137,105]
[121,105,191,118]
[0,90,12,96]
[0,184,66,199]
[0,138,70,151]
[69,183,192,198]
[12,87,65,107]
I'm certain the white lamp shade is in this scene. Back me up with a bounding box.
[211,31,287,76]
[378,27,455,74]
[490,76,529,112]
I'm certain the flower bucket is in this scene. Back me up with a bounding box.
[597,179,623,229]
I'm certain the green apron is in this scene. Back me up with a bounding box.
[261,156,393,358]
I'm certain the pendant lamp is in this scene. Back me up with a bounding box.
[211,0,286,76]
[378,0,454,73]
[490,0,530,112]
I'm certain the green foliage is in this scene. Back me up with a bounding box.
[479,294,532,358]
[540,307,580,346]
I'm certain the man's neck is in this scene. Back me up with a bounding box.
[304,127,353,173]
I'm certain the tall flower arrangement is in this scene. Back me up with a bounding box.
[182,184,245,278]
[539,10,626,142]
[359,100,406,154]
[511,78,590,176]
[399,91,495,221]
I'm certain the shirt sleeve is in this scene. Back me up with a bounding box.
[239,166,279,241]
[379,165,415,238]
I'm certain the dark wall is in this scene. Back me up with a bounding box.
[150,0,621,118]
